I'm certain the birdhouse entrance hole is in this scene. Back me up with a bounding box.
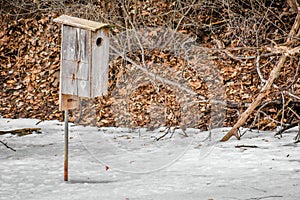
[96,37,103,47]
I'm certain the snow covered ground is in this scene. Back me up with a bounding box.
[0,118,300,200]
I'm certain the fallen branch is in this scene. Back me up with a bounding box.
[221,11,300,142]
[245,195,283,200]
[221,54,287,141]
[0,140,16,152]
[0,128,42,137]
[235,145,259,148]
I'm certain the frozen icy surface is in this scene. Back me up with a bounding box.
[0,118,300,200]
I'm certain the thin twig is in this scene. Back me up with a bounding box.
[258,110,289,126]
[235,145,258,148]
[0,140,16,152]
[275,120,300,137]
[155,127,172,141]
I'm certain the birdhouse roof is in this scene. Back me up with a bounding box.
[53,15,110,31]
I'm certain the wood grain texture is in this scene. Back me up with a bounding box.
[53,15,110,31]
[91,28,109,97]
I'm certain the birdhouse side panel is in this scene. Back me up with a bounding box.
[91,29,109,97]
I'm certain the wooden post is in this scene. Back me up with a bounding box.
[64,110,69,181]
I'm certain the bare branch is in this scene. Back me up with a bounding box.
[221,11,300,141]
[110,45,205,99]
[0,140,16,152]
[221,53,288,141]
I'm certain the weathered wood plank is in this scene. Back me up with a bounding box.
[61,77,78,96]
[62,26,77,61]
[59,94,80,111]
[79,28,89,63]
[54,15,110,32]
[77,79,89,97]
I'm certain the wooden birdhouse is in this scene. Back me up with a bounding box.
[54,15,110,111]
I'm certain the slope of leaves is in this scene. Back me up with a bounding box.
[0,0,299,131]
[0,13,62,120]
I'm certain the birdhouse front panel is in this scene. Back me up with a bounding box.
[61,25,91,98]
